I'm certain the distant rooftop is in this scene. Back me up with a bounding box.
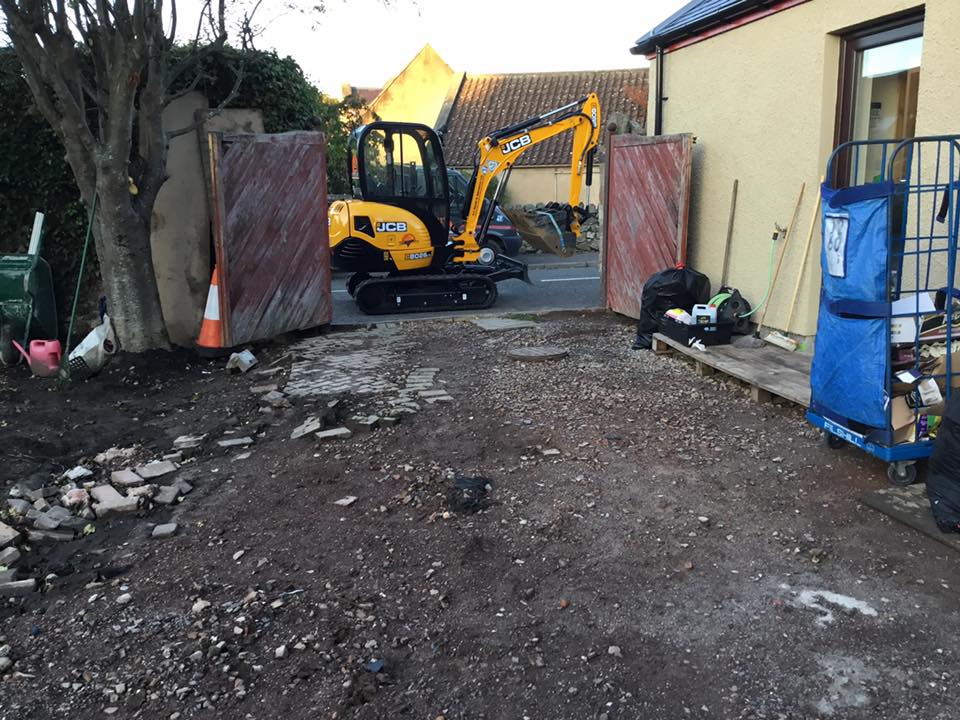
[340,85,382,104]
[440,68,648,167]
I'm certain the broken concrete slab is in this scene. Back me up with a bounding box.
[46,506,73,523]
[291,417,323,440]
[127,485,156,499]
[471,317,538,331]
[333,496,357,507]
[90,485,139,516]
[110,469,145,488]
[26,487,58,502]
[33,513,62,531]
[173,434,206,451]
[354,415,380,431]
[250,383,278,394]
[26,529,74,543]
[315,427,352,442]
[0,547,21,566]
[0,569,16,583]
[260,390,287,407]
[32,498,50,513]
[136,460,177,479]
[0,522,19,549]
[6,499,31,517]
[0,579,35,596]
[152,523,178,539]
[380,416,400,427]
[162,451,184,463]
[217,437,254,448]
[540,448,561,456]
[175,479,193,495]
[424,395,454,404]
[61,465,94,481]
[152,485,179,505]
[417,389,450,398]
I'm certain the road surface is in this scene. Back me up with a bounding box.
[330,254,601,325]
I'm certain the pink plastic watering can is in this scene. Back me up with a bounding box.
[11,339,61,378]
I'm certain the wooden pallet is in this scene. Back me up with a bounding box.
[651,332,812,406]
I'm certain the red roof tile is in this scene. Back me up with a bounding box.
[439,68,648,167]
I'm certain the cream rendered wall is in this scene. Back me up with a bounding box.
[455,166,604,207]
[645,0,960,337]
[501,166,604,207]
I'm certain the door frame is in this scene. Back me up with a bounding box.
[834,10,925,151]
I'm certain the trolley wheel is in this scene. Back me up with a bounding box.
[825,432,845,450]
[887,462,917,487]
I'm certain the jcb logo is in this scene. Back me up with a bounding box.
[376,221,407,233]
[500,134,532,154]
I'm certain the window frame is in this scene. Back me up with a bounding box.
[834,11,925,152]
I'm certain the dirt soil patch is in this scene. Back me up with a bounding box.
[0,312,957,720]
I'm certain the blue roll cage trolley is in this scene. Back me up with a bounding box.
[807,136,960,486]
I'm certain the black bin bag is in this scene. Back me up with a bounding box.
[632,266,711,350]
[927,394,960,533]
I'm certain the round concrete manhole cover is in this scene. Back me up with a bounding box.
[507,345,569,362]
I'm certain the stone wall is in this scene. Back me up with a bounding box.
[509,203,602,254]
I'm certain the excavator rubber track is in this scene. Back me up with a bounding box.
[354,273,499,315]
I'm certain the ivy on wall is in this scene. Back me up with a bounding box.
[0,46,363,329]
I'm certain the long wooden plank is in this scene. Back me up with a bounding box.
[652,332,811,406]
[862,485,960,553]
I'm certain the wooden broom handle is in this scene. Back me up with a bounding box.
[757,183,805,334]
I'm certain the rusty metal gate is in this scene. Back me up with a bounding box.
[209,132,332,346]
[601,133,694,319]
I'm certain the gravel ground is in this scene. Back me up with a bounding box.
[0,311,958,720]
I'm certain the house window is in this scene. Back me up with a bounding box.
[835,13,923,184]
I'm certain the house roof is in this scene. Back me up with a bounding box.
[631,0,780,56]
[368,44,452,114]
[439,69,648,168]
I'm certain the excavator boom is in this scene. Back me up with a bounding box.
[453,93,602,262]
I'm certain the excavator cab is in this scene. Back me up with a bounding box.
[349,122,450,254]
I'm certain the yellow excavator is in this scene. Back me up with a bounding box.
[328,93,601,314]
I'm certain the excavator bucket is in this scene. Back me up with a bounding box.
[501,204,585,258]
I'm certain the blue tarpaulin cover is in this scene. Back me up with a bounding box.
[810,182,892,428]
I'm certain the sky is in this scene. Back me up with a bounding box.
[192,0,691,97]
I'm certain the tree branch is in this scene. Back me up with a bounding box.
[165,56,244,140]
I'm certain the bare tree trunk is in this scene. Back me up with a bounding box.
[93,177,169,352]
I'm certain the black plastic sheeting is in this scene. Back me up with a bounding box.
[927,394,960,533]
[632,266,710,350]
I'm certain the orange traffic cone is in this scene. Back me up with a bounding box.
[196,267,225,355]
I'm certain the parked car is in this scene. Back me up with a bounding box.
[446,168,522,257]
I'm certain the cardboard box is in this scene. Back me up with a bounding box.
[891,396,916,444]
[931,352,960,390]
